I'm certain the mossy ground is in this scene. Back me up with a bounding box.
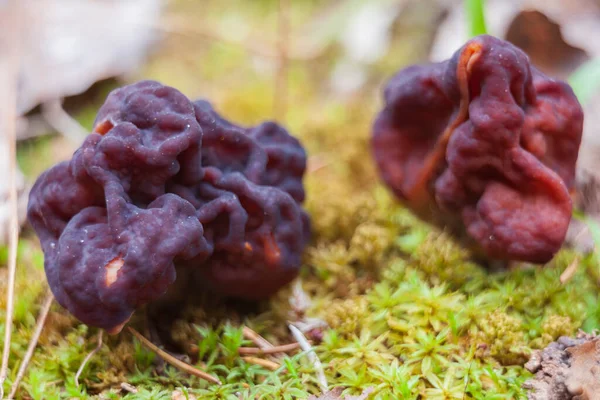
[2,1,599,399]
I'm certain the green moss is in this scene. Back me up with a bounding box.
[471,310,529,366]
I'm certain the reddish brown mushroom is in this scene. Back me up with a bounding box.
[372,35,583,263]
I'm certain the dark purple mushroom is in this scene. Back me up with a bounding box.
[27,81,310,333]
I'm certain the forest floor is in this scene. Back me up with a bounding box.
[2,1,599,399]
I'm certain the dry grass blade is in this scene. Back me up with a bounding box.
[0,3,22,398]
[74,330,104,388]
[289,324,328,393]
[238,342,303,355]
[7,291,53,399]
[560,256,580,284]
[242,356,281,371]
[127,327,221,385]
[274,0,290,121]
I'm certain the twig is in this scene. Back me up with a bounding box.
[241,356,281,371]
[238,342,304,355]
[288,324,328,393]
[0,3,22,397]
[74,330,104,388]
[560,256,581,284]
[274,0,290,121]
[127,327,221,385]
[7,291,54,399]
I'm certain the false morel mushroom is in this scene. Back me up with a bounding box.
[27,81,310,332]
[372,35,583,263]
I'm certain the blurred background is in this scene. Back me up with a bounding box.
[2,0,600,245]
[3,0,600,241]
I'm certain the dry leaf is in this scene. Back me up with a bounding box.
[0,0,163,116]
[504,10,588,78]
[523,331,600,399]
[430,0,600,78]
[565,339,600,399]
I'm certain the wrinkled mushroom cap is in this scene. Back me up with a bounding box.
[27,81,310,332]
[372,35,583,263]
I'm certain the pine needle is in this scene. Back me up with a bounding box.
[127,327,221,385]
[8,291,54,399]
[241,356,281,371]
[75,330,104,388]
[238,342,304,355]
[242,326,275,351]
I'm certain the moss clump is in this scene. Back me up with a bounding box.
[307,241,357,296]
[530,315,577,350]
[408,232,486,291]
[305,179,380,243]
[349,222,395,269]
[325,297,369,336]
[471,310,530,366]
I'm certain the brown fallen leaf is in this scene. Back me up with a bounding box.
[523,331,600,400]
[565,339,600,399]
[308,387,373,400]
[430,0,600,77]
[504,9,588,78]
[0,0,163,115]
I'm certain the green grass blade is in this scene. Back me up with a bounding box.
[568,58,600,105]
[465,0,488,37]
